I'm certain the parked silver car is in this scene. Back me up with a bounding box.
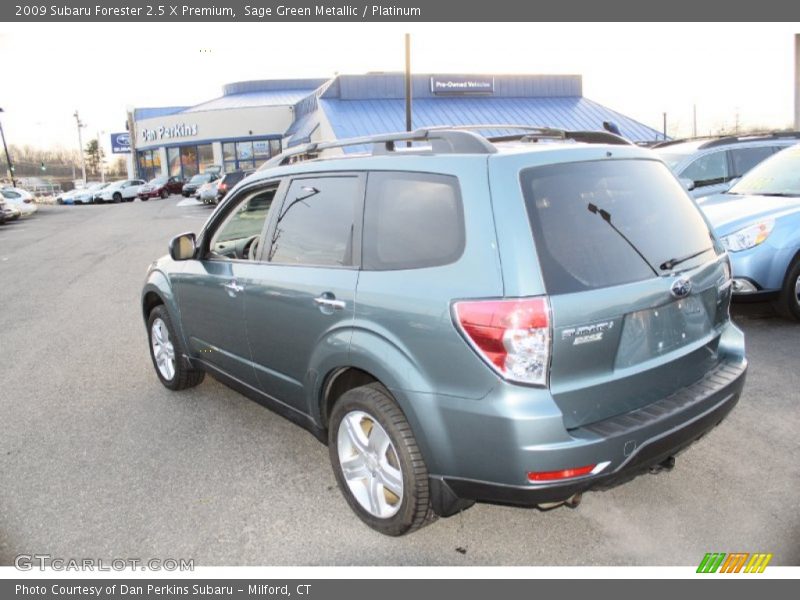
[653,132,800,199]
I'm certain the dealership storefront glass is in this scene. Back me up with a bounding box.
[137,149,161,181]
[223,138,281,171]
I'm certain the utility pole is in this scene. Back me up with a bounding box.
[662,112,667,141]
[96,131,106,183]
[0,107,16,187]
[73,110,87,185]
[795,34,800,130]
[404,33,412,134]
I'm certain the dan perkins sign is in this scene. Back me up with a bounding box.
[140,123,198,143]
[430,75,495,95]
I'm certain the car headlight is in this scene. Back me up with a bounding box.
[720,220,775,252]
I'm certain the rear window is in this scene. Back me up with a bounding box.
[224,171,247,186]
[520,159,716,294]
[362,172,464,270]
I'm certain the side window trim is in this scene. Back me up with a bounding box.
[199,178,287,264]
[264,172,366,269]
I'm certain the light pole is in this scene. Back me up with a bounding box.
[73,110,87,185]
[0,107,17,187]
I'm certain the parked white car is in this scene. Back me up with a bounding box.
[1,187,37,217]
[95,180,145,203]
[71,182,109,204]
[56,181,102,204]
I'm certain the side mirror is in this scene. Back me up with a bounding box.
[169,232,196,261]
[679,178,696,192]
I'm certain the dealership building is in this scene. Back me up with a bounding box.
[128,73,663,180]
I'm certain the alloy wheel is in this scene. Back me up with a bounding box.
[150,317,176,381]
[336,410,403,518]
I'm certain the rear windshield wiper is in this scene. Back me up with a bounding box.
[587,203,658,277]
[659,247,713,271]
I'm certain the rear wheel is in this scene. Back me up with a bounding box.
[328,384,436,536]
[147,305,205,390]
[774,257,800,321]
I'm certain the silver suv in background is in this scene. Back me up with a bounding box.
[653,132,800,199]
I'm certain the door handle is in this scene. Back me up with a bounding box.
[222,280,244,294]
[313,295,346,310]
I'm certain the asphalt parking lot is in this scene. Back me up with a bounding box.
[0,199,798,566]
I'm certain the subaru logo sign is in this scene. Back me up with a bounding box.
[110,132,131,154]
[670,278,693,299]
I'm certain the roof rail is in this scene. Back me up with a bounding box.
[400,124,631,146]
[260,128,497,169]
[698,131,800,149]
[652,131,800,149]
[260,124,631,169]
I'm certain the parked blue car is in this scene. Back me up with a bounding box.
[700,144,800,319]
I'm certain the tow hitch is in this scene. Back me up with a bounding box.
[649,456,676,474]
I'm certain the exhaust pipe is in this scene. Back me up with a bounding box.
[649,456,676,474]
[537,492,582,511]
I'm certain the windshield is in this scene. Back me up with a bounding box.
[149,177,167,185]
[728,146,800,196]
[654,151,691,171]
[190,174,209,184]
[520,159,717,294]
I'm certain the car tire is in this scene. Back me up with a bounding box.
[774,257,800,321]
[112,192,122,203]
[328,383,437,536]
[147,305,205,391]
[141,197,148,202]
[161,189,169,199]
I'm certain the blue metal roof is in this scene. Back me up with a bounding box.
[182,89,317,113]
[133,106,188,120]
[285,111,320,147]
[319,96,662,150]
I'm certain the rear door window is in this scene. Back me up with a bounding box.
[267,175,362,267]
[362,172,464,270]
[520,159,716,294]
[729,146,775,178]
[680,151,729,187]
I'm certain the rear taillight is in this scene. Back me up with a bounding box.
[218,183,227,192]
[453,297,551,386]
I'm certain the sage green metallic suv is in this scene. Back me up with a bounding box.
[142,127,747,535]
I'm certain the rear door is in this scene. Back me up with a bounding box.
[511,157,730,429]
[244,173,364,412]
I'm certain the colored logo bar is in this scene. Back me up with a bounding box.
[697,552,773,573]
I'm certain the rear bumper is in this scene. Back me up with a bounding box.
[425,354,747,516]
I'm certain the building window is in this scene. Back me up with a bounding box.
[137,150,161,181]
[223,138,281,172]
[167,147,181,177]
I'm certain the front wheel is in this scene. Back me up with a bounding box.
[112,192,122,203]
[161,189,169,199]
[328,384,436,536]
[147,305,205,390]
[774,257,800,321]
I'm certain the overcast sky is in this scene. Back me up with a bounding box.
[0,22,798,154]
